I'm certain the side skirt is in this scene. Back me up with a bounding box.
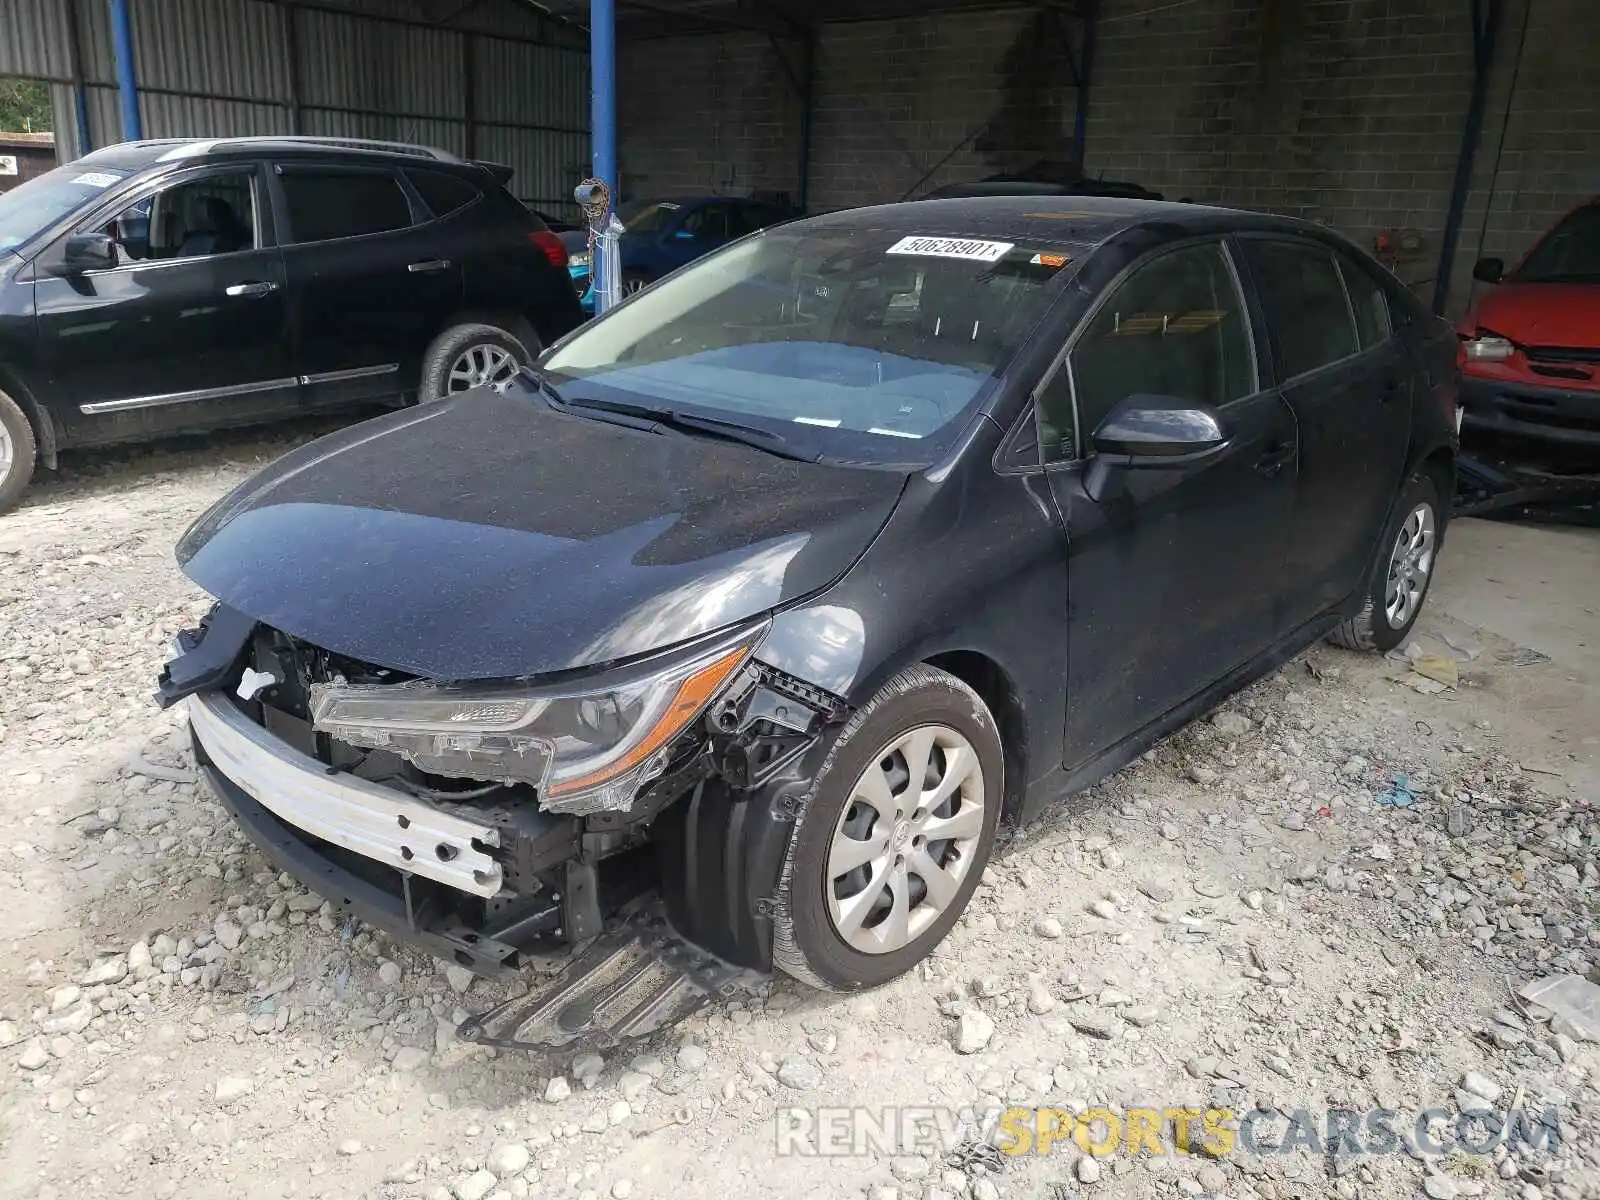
[1019,610,1343,824]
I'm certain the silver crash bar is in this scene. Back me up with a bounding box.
[189,689,504,898]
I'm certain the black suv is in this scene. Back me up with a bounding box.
[0,136,583,511]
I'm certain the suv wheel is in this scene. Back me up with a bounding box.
[769,664,1004,991]
[0,389,37,515]
[419,322,537,402]
[1329,470,1444,653]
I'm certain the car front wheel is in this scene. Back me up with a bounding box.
[1329,470,1444,653]
[771,664,1004,991]
[0,389,38,515]
[419,321,538,402]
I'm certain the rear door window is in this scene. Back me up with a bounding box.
[1065,241,1256,443]
[278,167,414,243]
[1242,239,1358,380]
[1337,255,1391,349]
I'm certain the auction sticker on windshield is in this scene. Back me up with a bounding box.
[887,235,1014,262]
[71,172,123,188]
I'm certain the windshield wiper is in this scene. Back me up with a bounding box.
[561,395,822,463]
[518,364,570,407]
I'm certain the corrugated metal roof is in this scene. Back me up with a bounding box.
[476,36,588,129]
[7,0,590,188]
[134,0,289,100]
[296,7,464,118]
[0,0,73,79]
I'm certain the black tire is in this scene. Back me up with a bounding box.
[1328,470,1445,653]
[771,664,1004,992]
[0,388,38,516]
[418,321,538,402]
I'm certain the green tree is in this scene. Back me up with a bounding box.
[0,77,53,133]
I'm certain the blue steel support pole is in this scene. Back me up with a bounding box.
[108,0,143,143]
[1072,0,1098,168]
[591,0,617,313]
[1434,0,1503,315]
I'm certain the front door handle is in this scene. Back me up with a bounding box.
[1255,441,1295,478]
[1379,375,1406,403]
[408,259,452,274]
[224,281,278,299]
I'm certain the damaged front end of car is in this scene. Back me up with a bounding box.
[157,602,848,1046]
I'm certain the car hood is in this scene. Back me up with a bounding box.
[1465,281,1600,349]
[177,387,909,680]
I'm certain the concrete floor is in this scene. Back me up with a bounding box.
[1428,515,1599,793]
[1434,517,1599,681]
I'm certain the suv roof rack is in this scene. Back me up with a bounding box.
[148,136,464,164]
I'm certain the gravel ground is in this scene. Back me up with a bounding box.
[0,426,1597,1200]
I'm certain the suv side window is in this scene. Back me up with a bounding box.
[278,167,413,243]
[405,168,481,221]
[1337,255,1391,349]
[682,205,731,241]
[1243,239,1358,379]
[1057,241,1255,455]
[99,170,257,265]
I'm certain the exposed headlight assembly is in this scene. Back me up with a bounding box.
[1464,333,1515,362]
[308,627,762,815]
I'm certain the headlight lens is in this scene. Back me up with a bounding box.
[308,631,758,814]
[1464,333,1514,362]
[569,252,590,269]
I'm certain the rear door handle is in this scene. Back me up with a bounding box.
[224,281,278,299]
[1379,374,1406,403]
[408,259,452,274]
[1255,440,1295,478]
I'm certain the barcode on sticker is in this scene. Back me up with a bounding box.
[887,236,1014,262]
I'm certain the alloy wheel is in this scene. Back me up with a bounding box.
[0,422,11,480]
[446,343,519,394]
[825,724,986,955]
[1384,502,1436,628]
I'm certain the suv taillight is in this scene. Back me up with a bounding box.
[530,230,568,269]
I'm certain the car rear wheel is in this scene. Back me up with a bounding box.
[771,664,1004,991]
[419,321,538,402]
[0,389,37,516]
[1328,471,1444,653]
[622,270,650,296]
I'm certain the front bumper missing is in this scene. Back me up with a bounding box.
[195,737,527,976]
[189,689,504,899]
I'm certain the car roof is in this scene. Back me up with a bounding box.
[795,196,1320,248]
[78,135,469,172]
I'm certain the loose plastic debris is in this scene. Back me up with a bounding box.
[1373,774,1417,808]
[1519,975,1600,1041]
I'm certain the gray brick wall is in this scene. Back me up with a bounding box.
[618,0,1600,315]
[618,32,806,202]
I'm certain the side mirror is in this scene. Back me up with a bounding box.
[62,232,117,274]
[1085,394,1227,501]
[1472,257,1504,285]
[1092,394,1227,459]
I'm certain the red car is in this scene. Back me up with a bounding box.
[1457,200,1600,447]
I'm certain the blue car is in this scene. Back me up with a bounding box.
[559,196,799,313]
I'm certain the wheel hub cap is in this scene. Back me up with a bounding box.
[1384,502,1437,629]
[824,725,986,956]
[446,343,518,394]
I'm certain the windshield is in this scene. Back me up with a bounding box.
[0,163,130,254]
[621,200,681,236]
[542,226,1073,465]
[1516,205,1600,283]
